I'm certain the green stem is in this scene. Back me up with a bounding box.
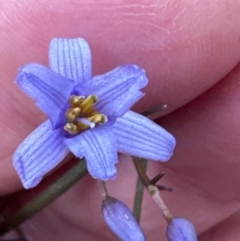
[132,158,148,222]
[133,157,150,187]
[0,159,87,235]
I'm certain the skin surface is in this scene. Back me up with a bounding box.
[0,0,240,240]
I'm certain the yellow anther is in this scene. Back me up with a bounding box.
[88,114,108,124]
[64,120,91,135]
[64,123,79,135]
[65,107,81,121]
[80,95,98,115]
[68,95,85,107]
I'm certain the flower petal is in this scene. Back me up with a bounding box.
[13,120,69,189]
[113,111,176,161]
[102,196,146,241]
[64,126,118,180]
[15,63,74,128]
[49,38,92,83]
[74,65,148,117]
[167,217,198,241]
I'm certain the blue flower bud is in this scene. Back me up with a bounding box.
[102,196,146,241]
[167,217,198,241]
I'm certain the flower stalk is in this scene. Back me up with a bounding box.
[99,181,109,201]
[147,185,172,222]
[132,158,147,223]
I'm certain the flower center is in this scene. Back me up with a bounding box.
[64,95,108,135]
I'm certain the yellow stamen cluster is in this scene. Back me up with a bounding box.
[64,95,107,135]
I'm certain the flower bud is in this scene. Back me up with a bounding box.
[167,217,198,241]
[102,196,146,241]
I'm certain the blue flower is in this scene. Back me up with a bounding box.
[102,196,146,241]
[13,38,176,189]
[167,217,198,241]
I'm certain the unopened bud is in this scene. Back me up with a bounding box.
[167,217,198,241]
[102,196,146,241]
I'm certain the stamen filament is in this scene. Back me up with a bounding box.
[78,118,95,129]
[76,120,93,131]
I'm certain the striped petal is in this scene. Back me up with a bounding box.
[15,64,74,129]
[167,217,198,241]
[64,126,118,180]
[74,64,148,117]
[49,38,92,83]
[13,120,69,189]
[102,196,146,241]
[113,111,176,161]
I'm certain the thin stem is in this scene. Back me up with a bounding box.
[141,103,167,117]
[150,173,166,185]
[148,185,172,223]
[0,159,88,235]
[132,158,148,223]
[133,157,150,187]
[156,185,173,192]
[99,181,109,200]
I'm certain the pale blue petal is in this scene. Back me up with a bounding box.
[102,196,146,241]
[64,126,118,180]
[49,38,92,83]
[113,111,176,161]
[74,65,148,117]
[167,217,198,241]
[13,120,69,189]
[15,64,74,129]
